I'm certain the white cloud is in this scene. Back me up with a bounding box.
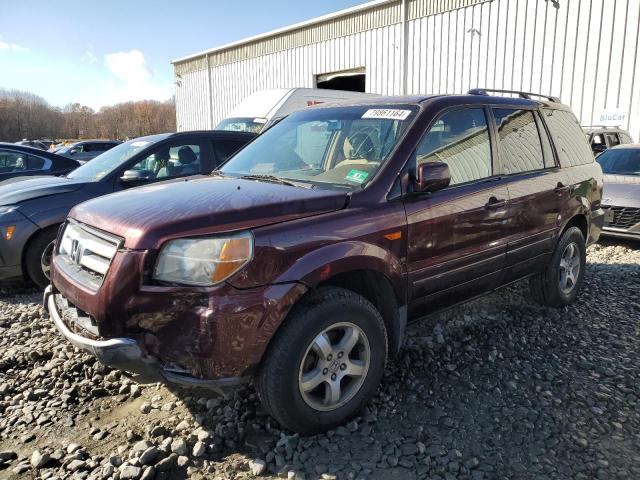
[104,49,151,85]
[0,37,28,53]
[85,49,172,109]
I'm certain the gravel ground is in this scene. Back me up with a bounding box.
[0,240,638,480]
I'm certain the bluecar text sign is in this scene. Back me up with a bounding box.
[598,109,627,126]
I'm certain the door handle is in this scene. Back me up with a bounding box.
[485,196,507,209]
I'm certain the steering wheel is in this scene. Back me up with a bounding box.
[346,129,377,160]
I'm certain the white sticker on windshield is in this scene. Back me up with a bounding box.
[362,109,412,120]
[131,141,150,147]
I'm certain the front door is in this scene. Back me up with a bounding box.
[404,106,509,318]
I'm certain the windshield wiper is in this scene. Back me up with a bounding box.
[239,174,312,188]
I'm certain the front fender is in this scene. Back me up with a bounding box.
[274,240,406,306]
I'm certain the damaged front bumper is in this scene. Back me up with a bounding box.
[44,285,248,395]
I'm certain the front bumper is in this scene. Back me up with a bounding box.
[44,285,248,394]
[0,215,39,282]
[587,207,606,246]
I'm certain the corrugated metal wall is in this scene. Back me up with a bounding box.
[174,0,640,139]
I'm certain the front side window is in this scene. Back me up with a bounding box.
[415,108,492,185]
[220,105,417,189]
[0,150,27,171]
[493,109,545,174]
[130,142,202,180]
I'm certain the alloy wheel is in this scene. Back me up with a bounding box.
[41,241,55,280]
[298,322,371,412]
[559,242,581,294]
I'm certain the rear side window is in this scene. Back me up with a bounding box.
[542,109,594,166]
[619,132,633,143]
[416,108,492,185]
[214,139,248,166]
[605,133,621,147]
[493,109,545,174]
[27,155,46,170]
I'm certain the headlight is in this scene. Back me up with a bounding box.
[153,232,253,286]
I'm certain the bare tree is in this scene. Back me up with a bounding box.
[0,89,176,142]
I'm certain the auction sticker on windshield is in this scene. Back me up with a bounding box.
[362,109,412,120]
[345,169,369,184]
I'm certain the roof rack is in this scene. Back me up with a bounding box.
[468,88,561,103]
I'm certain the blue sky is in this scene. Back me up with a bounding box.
[0,0,365,110]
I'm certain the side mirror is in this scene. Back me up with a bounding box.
[68,148,78,155]
[415,162,451,193]
[592,144,607,154]
[120,169,151,184]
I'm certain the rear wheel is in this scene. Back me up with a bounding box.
[530,226,586,308]
[256,287,387,435]
[25,227,58,289]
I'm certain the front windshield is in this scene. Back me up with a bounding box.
[217,117,267,134]
[67,135,168,181]
[219,105,417,189]
[597,149,640,175]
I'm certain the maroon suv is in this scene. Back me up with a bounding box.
[45,90,605,434]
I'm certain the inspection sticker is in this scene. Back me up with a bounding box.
[345,169,369,184]
[362,109,412,120]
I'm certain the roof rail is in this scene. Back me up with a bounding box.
[581,125,622,129]
[468,88,561,103]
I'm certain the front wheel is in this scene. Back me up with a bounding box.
[256,287,387,435]
[530,226,586,308]
[25,227,58,289]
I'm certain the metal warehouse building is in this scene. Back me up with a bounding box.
[172,0,640,139]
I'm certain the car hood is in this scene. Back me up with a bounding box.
[71,175,349,249]
[602,174,640,208]
[0,176,87,206]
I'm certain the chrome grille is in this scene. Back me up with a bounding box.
[55,221,122,289]
[604,206,640,230]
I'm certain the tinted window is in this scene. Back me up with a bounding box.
[27,155,46,170]
[596,149,640,175]
[416,108,492,185]
[213,139,246,166]
[493,109,545,174]
[542,109,594,166]
[131,142,202,180]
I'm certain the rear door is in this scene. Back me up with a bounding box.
[492,108,562,280]
[404,106,510,316]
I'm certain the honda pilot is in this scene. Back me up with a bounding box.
[46,90,605,434]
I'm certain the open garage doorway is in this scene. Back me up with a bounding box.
[316,68,366,92]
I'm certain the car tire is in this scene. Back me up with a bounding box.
[530,226,586,308]
[256,287,387,435]
[25,227,58,289]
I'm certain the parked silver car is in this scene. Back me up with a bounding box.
[597,144,640,240]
